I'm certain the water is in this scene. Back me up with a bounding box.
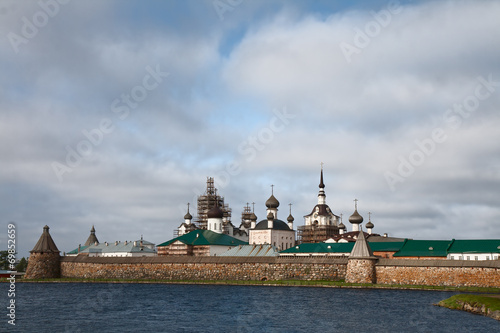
[1,282,498,332]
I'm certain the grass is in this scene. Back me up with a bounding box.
[2,277,500,293]
[438,294,500,312]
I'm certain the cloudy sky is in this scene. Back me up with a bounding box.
[1,0,499,258]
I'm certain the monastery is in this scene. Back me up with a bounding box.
[23,167,500,288]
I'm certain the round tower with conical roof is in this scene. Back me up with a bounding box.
[25,225,61,279]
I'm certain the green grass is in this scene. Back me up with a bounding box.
[2,277,500,293]
[438,294,500,312]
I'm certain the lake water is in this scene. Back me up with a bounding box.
[1,282,498,332]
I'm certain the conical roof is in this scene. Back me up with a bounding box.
[349,230,375,258]
[30,225,60,253]
[84,225,99,246]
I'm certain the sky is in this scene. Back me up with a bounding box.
[1,0,499,258]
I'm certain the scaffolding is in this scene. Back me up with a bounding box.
[195,177,232,229]
[297,225,339,244]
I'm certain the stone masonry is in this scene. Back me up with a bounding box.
[24,252,61,279]
[376,259,500,288]
[60,256,347,281]
[346,258,377,284]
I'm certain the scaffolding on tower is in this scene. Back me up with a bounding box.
[195,177,232,230]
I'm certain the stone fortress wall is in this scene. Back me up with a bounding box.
[60,256,347,281]
[56,256,500,288]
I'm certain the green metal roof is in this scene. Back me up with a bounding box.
[369,242,405,252]
[280,242,353,254]
[393,240,452,257]
[280,241,405,254]
[157,229,248,247]
[67,245,89,255]
[447,239,500,254]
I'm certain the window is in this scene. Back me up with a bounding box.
[450,256,454,260]
[467,256,470,260]
[475,256,478,260]
[459,256,463,260]
[486,256,490,260]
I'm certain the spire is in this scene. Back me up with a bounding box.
[319,162,325,189]
[349,228,375,258]
[317,164,326,204]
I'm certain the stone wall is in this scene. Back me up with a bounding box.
[60,256,347,281]
[24,253,61,279]
[49,256,500,288]
[346,258,376,284]
[376,259,500,288]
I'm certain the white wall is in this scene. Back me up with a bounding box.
[448,253,499,260]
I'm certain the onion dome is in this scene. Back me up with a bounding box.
[265,194,279,209]
[250,212,258,221]
[267,212,275,220]
[339,222,346,230]
[287,213,294,222]
[349,210,363,224]
[207,204,223,219]
[349,199,363,224]
[366,221,374,229]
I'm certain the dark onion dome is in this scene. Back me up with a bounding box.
[254,219,291,230]
[184,211,193,219]
[207,205,224,219]
[339,222,346,230]
[265,194,280,209]
[267,212,274,220]
[250,212,258,221]
[287,214,294,222]
[349,210,363,224]
[365,221,374,229]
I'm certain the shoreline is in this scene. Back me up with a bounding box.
[4,278,500,293]
[436,294,500,321]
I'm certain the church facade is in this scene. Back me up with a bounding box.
[297,168,341,243]
[248,189,296,251]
